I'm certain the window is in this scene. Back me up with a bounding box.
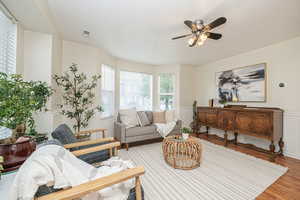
[120,71,152,110]
[159,73,175,110]
[101,64,115,118]
[0,9,17,74]
[0,8,17,139]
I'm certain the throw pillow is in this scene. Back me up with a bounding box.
[153,111,166,123]
[137,111,151,127]
[145,111,153,123]
[119,108,139,128]
[166,110,176,123]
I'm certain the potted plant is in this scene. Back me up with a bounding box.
[0,72,52,172]
[53,64,102,137]
[218,98,227,107]
[181,127,192,140]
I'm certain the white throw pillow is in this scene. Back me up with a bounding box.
[119,108,139,128]
[165,110,176,123]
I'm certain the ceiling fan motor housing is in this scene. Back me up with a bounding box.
[195,19,204,30]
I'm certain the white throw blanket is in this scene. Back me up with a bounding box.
[9,145,134,200]
[154,121,177,137]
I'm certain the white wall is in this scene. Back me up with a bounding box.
[51,34,63,129]
[180,65,197,127]
[195,36,300,159]
[23,30,54,134]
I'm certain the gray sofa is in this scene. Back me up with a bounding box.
[114,111,182,150]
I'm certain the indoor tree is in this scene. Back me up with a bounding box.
[0,72,52,141]
[53,64,102,132]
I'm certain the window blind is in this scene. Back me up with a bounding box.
[0,9,17,140]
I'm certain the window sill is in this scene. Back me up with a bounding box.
[100,115,114,120]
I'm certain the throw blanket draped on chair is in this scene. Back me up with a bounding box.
[10,144,135,200]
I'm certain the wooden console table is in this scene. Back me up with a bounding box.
[197,106,284,161]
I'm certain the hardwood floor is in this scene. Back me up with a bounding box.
[198,134,300,200]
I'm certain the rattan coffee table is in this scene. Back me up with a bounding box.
[162,135,202,170]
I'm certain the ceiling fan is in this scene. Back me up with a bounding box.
[172,17,227,47]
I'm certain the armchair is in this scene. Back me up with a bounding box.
[52,124,115,164]
[34,140,145,200]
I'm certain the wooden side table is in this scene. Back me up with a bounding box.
[162,135,202,170]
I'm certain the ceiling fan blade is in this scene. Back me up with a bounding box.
[184,20,193,29]
[172,33,192,40]
[207,32,222,40]
[189,35,199,47]
[184,20,197,32]
[206,17,227,30]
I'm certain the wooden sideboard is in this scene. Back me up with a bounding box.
[197,106,284,160]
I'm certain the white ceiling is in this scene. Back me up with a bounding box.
[4,0,300,65]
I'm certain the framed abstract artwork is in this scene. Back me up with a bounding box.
[215,63,266,102]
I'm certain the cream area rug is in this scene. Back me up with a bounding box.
[119,139,288,200]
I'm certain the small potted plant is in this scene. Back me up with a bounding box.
[218,98,227,107]
[181,127,192,140]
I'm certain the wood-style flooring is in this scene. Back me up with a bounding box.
[198,134,300,200]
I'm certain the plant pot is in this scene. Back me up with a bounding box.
[33,133,48,144]
[182,133,189,140]
[0,136,36,172]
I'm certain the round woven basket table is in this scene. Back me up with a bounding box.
[162,135,202,170]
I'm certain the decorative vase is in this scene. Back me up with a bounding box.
[182,133,189,140]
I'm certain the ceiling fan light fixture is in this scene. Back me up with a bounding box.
[82,30,90,38]
[188,37,195,46]
[200,33,208,41]
[197,39,204,46]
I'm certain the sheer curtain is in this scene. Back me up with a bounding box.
[120,71,152,110]
[0,8,17,139]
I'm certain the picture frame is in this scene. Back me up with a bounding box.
[215,63,267,102]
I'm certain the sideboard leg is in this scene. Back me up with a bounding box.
[269,141,275,161]
[206,126,209,138]
[279,137,284,156]
[224,131,228,146]
[234,132,238,145]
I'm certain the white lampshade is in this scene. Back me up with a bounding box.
[188,37,195,46]
[197,39,204,46]
[200,33,208,41]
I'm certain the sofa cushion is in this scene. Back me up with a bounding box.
[137,111,151,127]
[145,111,153,123]
[119,109,139,128]
[126,125,156,137]
[51,124,77,145]
[153,111,166,123]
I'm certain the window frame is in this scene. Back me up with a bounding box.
[100,64,115,119]
[158,73,176,111]
[119,70,153,111]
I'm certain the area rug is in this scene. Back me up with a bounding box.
[119,139,288,200]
